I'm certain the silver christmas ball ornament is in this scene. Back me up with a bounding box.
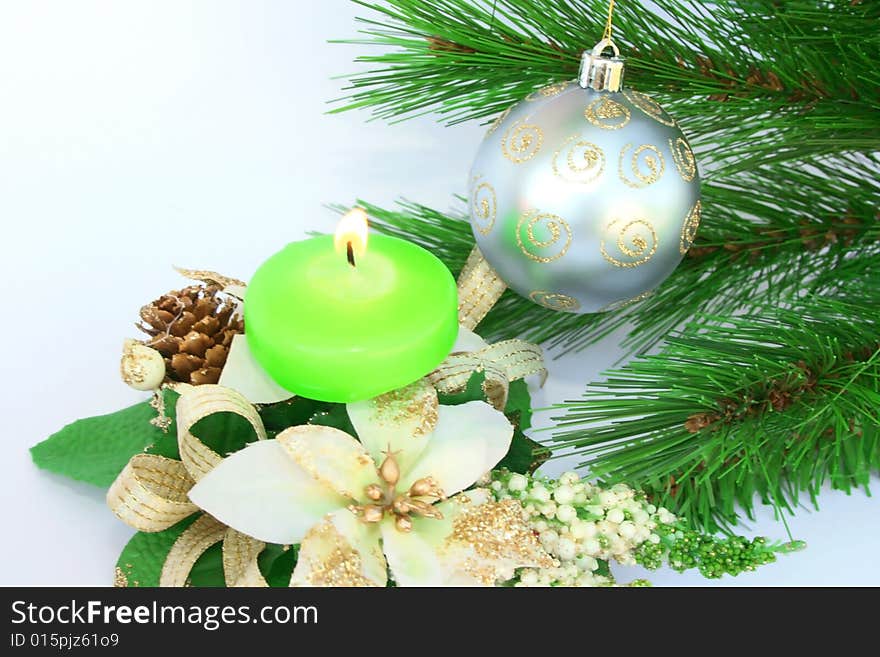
[468,39,701,314]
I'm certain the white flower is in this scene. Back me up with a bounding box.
[188,379,553,586]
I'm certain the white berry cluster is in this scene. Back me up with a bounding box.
[490,470,677,587]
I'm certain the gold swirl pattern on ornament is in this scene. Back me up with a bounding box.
[501,121,544,163]
[529,290,581,312]
[600,218,658,268]
[525,81,572,101]
[679,200,702,254]
[516,210,572,263]
[618,143,665,188]
[623,89,676,127]
[584,96,631,130]
[470,178,497,236]
[485,106,512,137]
[669,137,697,182]
[598,289,655,312]
[552,136,605,184]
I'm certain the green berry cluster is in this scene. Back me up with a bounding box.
[636,529,800,579]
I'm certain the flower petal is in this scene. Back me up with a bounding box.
[291,509,386,587]
[188,440,347,544]
[380,520,444,587]
[345,377,438,473]
[277,425,378,502]
[218,334,294,404]
[419,491,554,586]
[402,401,512,497]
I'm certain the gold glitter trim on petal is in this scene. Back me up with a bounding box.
[552,136,605,184]
[623,89,676,127]
[669,137,697,182]
[291,516,384,587]
[470,177,497,236]
[501,121,544,163]
[457,246,507,330]
[525,80,572,101]
[106,454,198,532]
[584,96,631,130]
[598,289,655,312]
[370,377,439,440]
[619,143,665,188]
[429,339,546,410]
[441,499,555,586]
[159,514,228,587]
[175,384,267,481]
[516,210,572,263]
[680,200,702,254]
[223,528,268,587]
[600,218,658,268]
[528,290,581,312]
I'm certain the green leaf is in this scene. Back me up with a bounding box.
[262,545,300,587]
[312,404,357,437]
[505,379,533,432]
[437,372,534,430]
[115,515,197,587]
[187,541,226,587]
[145,390,181,460]
[436,370,487,406]
[190,411,260,458]
[258,397,327,437]
[496,429,546,475]
[31,389,180,487]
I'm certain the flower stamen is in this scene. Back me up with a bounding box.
[350,465,447,532]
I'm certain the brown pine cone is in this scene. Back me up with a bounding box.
[136,283,243,385]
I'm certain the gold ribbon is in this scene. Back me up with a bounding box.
[429,339,547,410]
[175,384,266,481]
[159,514,229,587]
[457,246,508,330]
[108,385,269,586]
[223,529,269,587]
[107,455,197,532]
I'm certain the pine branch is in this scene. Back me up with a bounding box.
[335,1,880,171]
[549,288,880,531]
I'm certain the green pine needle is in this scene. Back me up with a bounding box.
[550,290,880,531]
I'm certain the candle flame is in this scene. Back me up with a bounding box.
[334,207,369,263]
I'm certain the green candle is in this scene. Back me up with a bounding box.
[244,211,458,403]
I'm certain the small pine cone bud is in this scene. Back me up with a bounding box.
[190,367,222,385]
[171,352,203,378]
[179,331,213,357]
[120,339,166,391]
[204,344,227,367]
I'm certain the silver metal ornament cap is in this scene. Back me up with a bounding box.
[578,38,625,92]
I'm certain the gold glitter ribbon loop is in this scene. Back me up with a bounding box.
[429,339,547,410]
[176,384,267,481]
[223,529,269,587]
[159,514,229,587]
[457,246,508,330]
[174,267,247,299]
[106,454,198,532]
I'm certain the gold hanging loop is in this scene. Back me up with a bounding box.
[603,0,617,42]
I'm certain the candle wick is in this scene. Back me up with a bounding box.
[346,241,356,267]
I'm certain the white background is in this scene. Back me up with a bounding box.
[1,0,876,586]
